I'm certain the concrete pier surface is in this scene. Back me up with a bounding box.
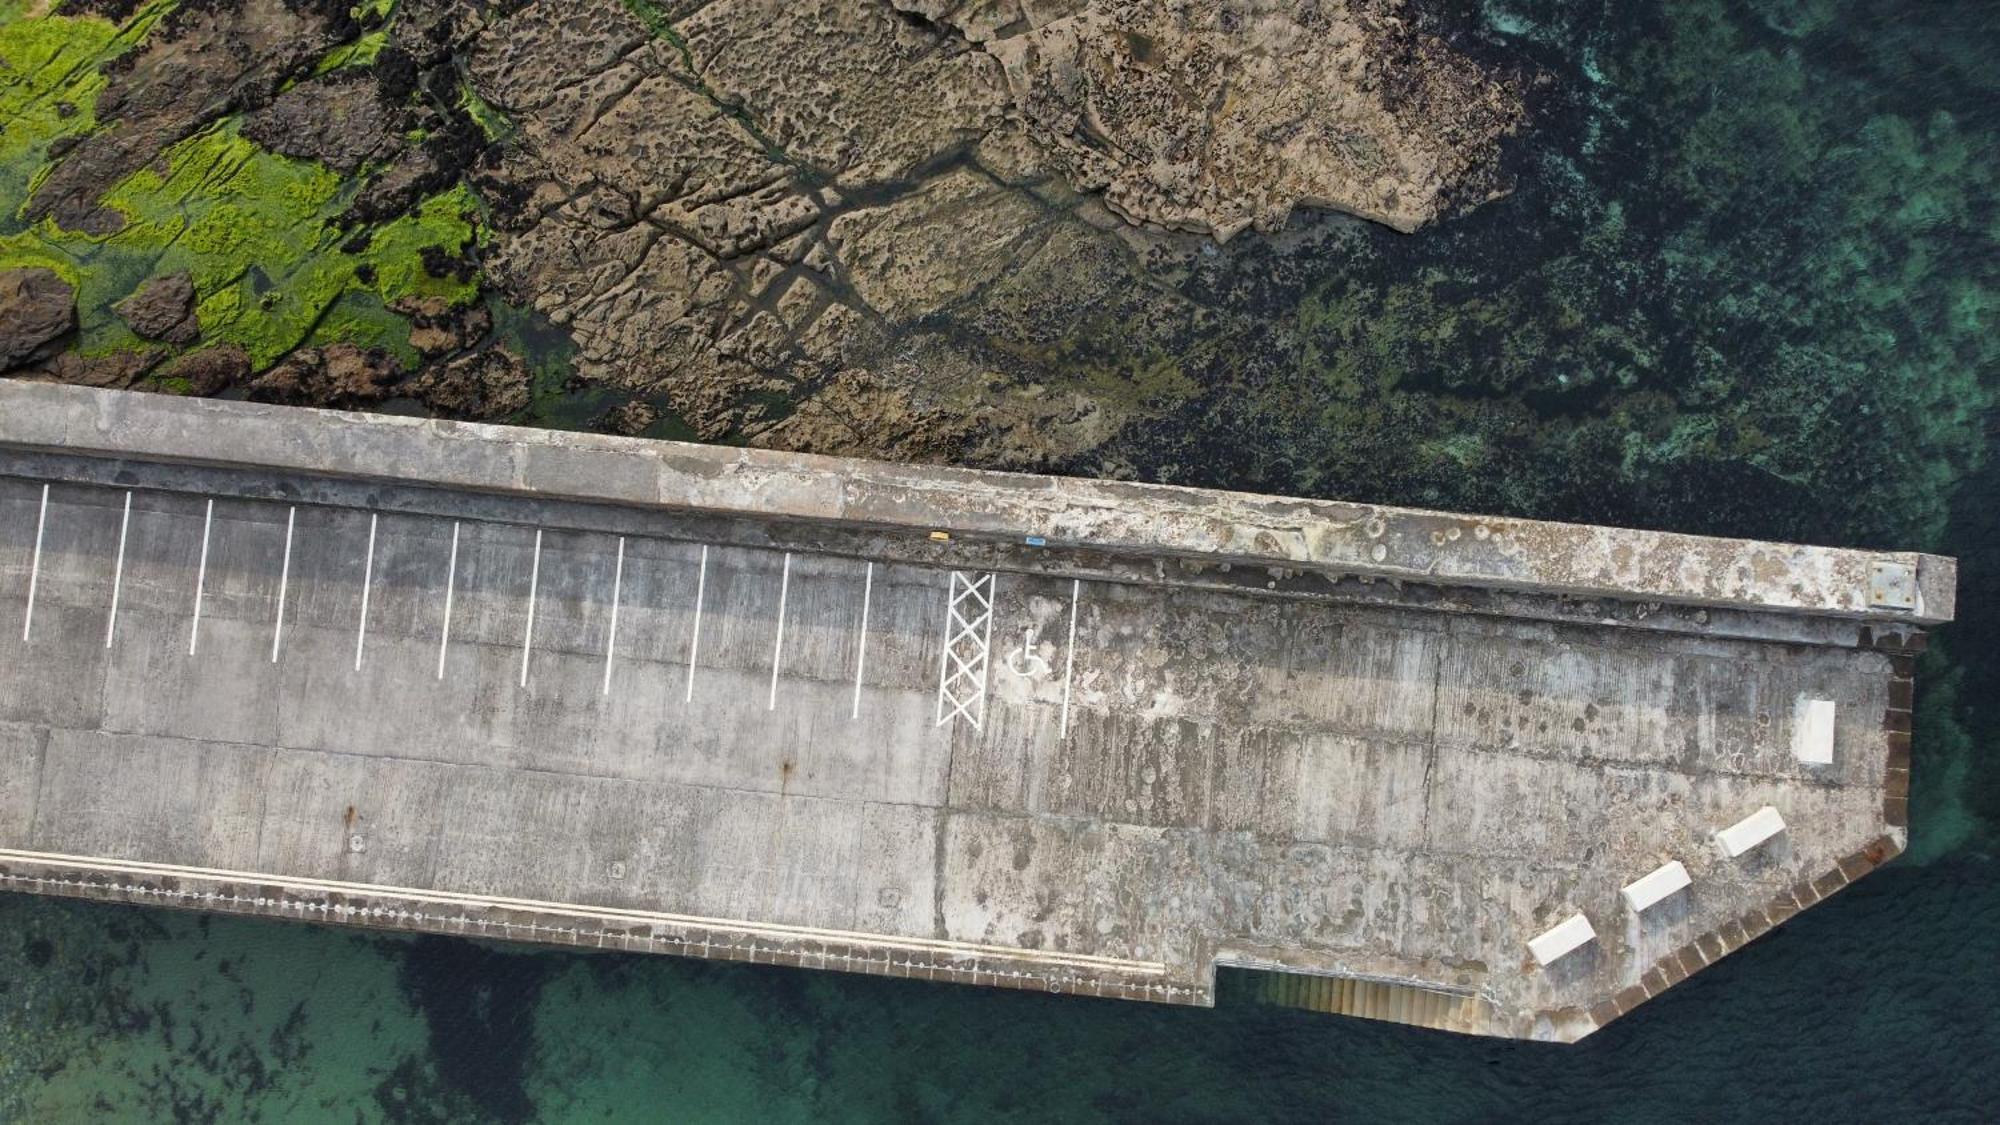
[0,381,1955,1041]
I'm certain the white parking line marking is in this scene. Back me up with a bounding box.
[1061,578,1079,739]
[105,490,131,649]
[270,506,296,663]
[436,521,459,681]
[685,544,708,704]
[189,498,213,656]
[933,577,955,722]
[354,513,378,672]
[602,536,624,697]
[768,551,792,711]
[852,561,873,720]
[21,483,47,642]
[520,528,543,688]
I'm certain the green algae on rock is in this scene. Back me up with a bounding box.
[0,0,555,418]
[2,121,478,365]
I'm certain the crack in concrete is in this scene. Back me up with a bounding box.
[1419,627,1446,848]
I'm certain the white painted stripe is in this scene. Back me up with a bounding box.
[685,544,708,704]
[270,506,295,663]
[768,551,792,711]
[933,572,957,724]
[436,520,459,681]
[189,498,213,656]
[851,561,873,720]
[105,490,131,649]
[1060,577,1079,739]
[520,528,543,688]
[602,536,624,696]
[354,513,378,672]
[22,483,48,642]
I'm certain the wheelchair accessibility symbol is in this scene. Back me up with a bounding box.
[1006,628,1051,679]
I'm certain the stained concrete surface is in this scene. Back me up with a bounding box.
[0,462,1911,1039]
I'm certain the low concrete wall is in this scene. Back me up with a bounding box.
[0,381,1956,624]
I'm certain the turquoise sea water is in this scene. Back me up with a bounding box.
[4,0,1999,1120]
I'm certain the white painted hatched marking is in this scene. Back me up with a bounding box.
[936,571,996,730]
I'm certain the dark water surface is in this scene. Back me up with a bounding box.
[5,0,1999,1120]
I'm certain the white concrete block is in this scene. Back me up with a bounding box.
[1527,912,1597,967]
[1715,806,1787,858]
[1793,698,1836,765]
[1620,860,1691,912]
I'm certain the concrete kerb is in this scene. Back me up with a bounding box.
[0,382,1957,627]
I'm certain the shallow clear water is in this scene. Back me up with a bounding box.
[4,0,1998,1120]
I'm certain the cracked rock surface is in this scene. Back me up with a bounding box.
[0,268,78,371]
[458,0,1522,463]
[891,0,1523,237]
[12,0,1523,470]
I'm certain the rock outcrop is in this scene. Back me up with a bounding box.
[22,0,364,236]
[456,0,1523,462]
[403,347,533,419]
[0,268,78,371]
[159,346,252,396]
[13,0,1527,469]
[890,0,1524,237]
[114,273,199,345]
[241,71,399,174]
[247,343,403,406]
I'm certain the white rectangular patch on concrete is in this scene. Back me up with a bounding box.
[1527,912,1597,967]
[1793,698,1837,765]
[1621,860,1692,912]
[1715,806,1786,858]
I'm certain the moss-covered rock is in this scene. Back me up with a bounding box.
[0,0,532,397]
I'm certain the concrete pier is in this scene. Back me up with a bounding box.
[0,381,1954,1040]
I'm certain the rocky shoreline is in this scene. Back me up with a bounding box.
[1,0,1525,467]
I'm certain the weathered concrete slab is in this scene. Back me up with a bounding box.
[0,381,1955,622]
[0,383,1955,1040]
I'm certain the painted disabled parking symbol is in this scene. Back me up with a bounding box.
[1006,628,1052,679]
